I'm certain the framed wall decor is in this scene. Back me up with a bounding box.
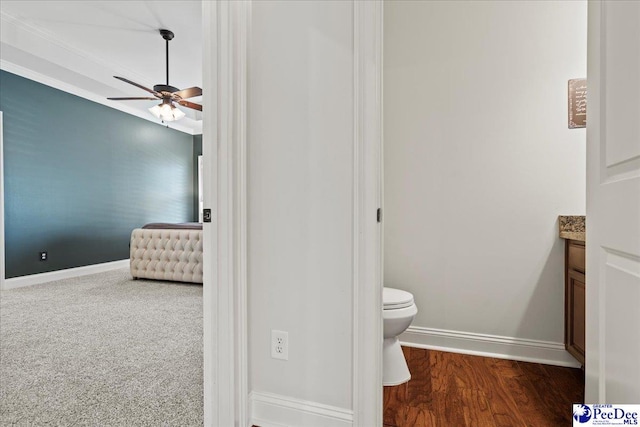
[568,78,587,128]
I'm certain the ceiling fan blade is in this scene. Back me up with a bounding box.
[173,86,202,99]
[113,76,160,97]
[108,97,159,101]
[177,100,203,111]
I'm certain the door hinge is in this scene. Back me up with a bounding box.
[377,208,382,223]
[203,208,212,223]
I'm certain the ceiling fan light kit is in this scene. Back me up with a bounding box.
[149,102,186,122]
[107,29,202,123]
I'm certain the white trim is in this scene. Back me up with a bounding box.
[233,2,249,426]
[2,259,129,290]
[401,326,582,368]
[0,111,4,291]
[0,10,149,87]
[202,1,249,426]
[250,392,353,427]
[352,2,384,426]
[201,2,219,424]
[0,60,199,136]
[585,0,604,403]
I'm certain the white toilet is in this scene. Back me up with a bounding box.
[383,287,417,386]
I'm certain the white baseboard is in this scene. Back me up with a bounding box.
[2,259,129,290]
[400,326,581,368]
[250,391,353,427]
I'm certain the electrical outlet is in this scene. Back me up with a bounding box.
[271,330,288,360]
[39,251,48,261]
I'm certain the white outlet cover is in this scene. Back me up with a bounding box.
[271,330,288,360]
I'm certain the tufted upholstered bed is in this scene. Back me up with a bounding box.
[130,223,203,284]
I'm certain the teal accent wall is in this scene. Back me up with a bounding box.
[1,70,198,278]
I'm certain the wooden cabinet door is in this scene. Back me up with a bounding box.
[566,269,585,365]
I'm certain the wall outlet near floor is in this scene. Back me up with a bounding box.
[271,330,288,360]
[39,251,48,261]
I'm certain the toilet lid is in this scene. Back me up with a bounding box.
[383,287,414,310]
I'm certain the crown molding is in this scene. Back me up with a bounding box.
[0,11,151,86]
[0,60,199,135]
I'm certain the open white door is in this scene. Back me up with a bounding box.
[585,0,640,403]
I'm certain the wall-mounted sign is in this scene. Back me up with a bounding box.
[568,78,587,128]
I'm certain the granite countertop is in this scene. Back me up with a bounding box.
[559,215,586,242]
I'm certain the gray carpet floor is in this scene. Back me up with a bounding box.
[0,268,203,426]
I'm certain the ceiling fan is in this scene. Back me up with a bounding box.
[108,29,202,122]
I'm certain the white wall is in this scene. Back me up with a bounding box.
[248,0,354,416]
[384,1,587,362]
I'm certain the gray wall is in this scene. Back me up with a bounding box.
[384,1,586,348]
[1,70,198,278]
[248,1,354,409]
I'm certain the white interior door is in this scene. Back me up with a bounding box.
[586,0,640,403]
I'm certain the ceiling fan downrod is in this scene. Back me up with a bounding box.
[159,29,174,86]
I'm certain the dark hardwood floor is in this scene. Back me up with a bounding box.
[384,347,584,427]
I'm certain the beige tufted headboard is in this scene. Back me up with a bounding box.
[130,228,203,284]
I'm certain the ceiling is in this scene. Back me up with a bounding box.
[0,1,203,134]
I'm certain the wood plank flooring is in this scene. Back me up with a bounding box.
[384,347,584,427]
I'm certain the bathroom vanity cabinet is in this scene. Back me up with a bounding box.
[565,239,585,366]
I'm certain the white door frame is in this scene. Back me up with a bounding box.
[352,1,384,426]
[201,1,383,425]
[0,111,5,291]
[201,1,249,426]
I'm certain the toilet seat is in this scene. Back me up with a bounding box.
[383,287,414,310]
